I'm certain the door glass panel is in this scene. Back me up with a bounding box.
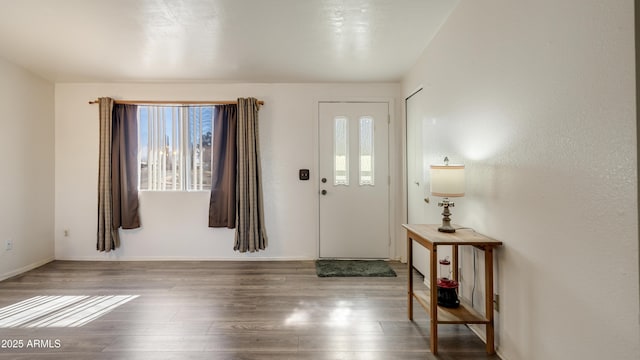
[334,116,349,185]
[359,116,374,186]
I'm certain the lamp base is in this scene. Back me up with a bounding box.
[438,199,456,233]
[438,224,456,233]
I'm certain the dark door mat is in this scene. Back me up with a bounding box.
[315,260,397,277]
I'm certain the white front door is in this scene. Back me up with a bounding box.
[318,102,390,259]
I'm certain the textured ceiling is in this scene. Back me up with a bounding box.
[0,0,458,83]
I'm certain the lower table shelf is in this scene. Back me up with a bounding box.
[413,290,488,324]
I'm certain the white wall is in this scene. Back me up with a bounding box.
[402,0,639,359]
[0,57,55,280]
[55,83,400,260]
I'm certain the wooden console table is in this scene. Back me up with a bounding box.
[403,224,503,355]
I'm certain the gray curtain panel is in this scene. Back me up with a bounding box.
[208,105,237,228]
[97,97,118,252]
[111,104,141,230]
[234,97,268,252]
[97,99,141,252]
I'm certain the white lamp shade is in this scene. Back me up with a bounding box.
[430,165,465,197]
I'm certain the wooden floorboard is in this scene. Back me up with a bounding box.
[0,261,499,359]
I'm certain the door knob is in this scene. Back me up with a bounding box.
[321,189,327,195]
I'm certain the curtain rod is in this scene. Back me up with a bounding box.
[88,99,264,105]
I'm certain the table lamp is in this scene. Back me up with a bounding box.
[430,157,465,233]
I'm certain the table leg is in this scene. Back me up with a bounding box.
[430,244,438,354]
[452,245,459,282]
[485,247,495,355]
[407,232,413,321]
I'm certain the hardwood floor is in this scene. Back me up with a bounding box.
[0,261,500,359]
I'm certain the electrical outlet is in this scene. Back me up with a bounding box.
[494,294,500,312]
[5,239,13,251]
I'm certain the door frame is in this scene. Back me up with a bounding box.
[314,98,398,260]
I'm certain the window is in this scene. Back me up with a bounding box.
[138,105,214,191]
[334,116,349,186]
[359,116,375,186]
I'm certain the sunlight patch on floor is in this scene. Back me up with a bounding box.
[0,295,139,328]
[324,301,353,328]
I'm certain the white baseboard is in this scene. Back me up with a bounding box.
[0,257,55,281]
[467,324,487,342]
[467,324,506,359]
[52,256,318,261]
[54,255,405,262]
